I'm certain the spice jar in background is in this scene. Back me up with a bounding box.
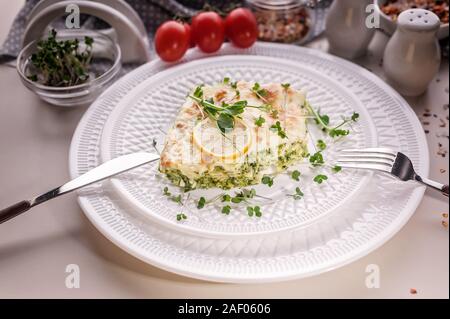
[245,0,314,44]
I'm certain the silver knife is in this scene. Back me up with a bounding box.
[0,152,160,224]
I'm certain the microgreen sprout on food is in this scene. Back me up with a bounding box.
[189,86,271,134]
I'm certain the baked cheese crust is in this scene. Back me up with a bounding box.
[159,81,309,190]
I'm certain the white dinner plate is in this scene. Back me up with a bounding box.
[99,55,378,238]
[69,43,428,283]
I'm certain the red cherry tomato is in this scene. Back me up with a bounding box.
[184,23,195,48]
[154,21,190,62]
[225,8,258,48]
[191,12,225,53]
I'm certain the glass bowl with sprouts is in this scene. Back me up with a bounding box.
[17,29,121,107]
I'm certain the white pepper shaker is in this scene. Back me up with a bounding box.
[325,0,375,59]
[383,9,441,97]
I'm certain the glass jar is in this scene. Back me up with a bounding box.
[245,0,313,44]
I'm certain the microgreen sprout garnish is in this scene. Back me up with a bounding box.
[190,188,269,218]
[332,165,342,173]
[270,109,279,119]
[189,86,270,134]
[222,194,231,202]
[309,151,325,167]
[193,85,204,98]
[261,175,274,187]
[281,83,290,109]
[305,101,360,138]
[252,82,269,101]
[27,29,94,87]
[281,83,290,90]
[223,77,240,98]
[288,187,304,200]
[152,138,160,155]
[270,121,288,139]
[163,187,183,205]
[329,129,350,138]
[317,139,327,151]
[291,170,301,181]
[247,206,262,217]
[231,188,257,203]
[255,116,266,127]
[163,187,171,196]
[222,205,232,215]
[313,174,328,184]
[176,213,187,221]
[171,194,183,205]
[197,197,206,209]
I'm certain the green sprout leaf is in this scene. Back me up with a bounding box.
[313,174,328,184]
[222,194,231,202]
[261,175,274,187]
[255,116,266,127]
[288,187,304,200]
[332,165,342,173]
[252,82,269,100]
[351,112,360,122]
[270,121,288,139]
[309,152,325,167]
[317,139,327,151]
[281,83,290,90]
[291,170,301,181]
[247,206,262,217]
[222,205,231,215]
[197,197,206,209]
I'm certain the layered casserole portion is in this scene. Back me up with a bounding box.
[159,81,309,190]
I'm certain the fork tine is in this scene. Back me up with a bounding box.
[336,162,392,173]
[340,148,396,157]
[337,154,395,162]
[336,158,393,166]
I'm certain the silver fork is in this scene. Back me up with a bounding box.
[336,147,448,197]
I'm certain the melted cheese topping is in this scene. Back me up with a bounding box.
[160,81,308,181]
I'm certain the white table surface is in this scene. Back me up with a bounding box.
[0,2,448,299]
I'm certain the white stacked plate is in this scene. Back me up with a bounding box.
[69,43,428,283]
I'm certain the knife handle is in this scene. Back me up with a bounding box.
[0,200,32,224]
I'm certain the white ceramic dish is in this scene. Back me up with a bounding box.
[69,43,428,283]
[100,55,377,238]
[374,0,449,39]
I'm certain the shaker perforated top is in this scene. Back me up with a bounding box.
[398,8,440,32]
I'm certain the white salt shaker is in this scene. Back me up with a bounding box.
[383,9,441,97]
[325,0,375,59]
